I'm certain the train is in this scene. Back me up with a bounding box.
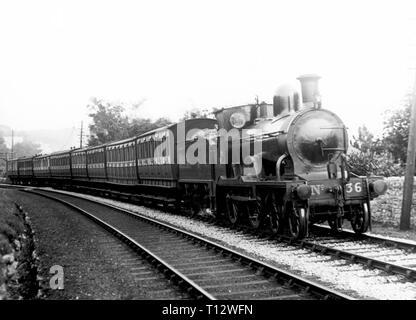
[5,74,388,239]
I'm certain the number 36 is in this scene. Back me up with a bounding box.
[345,182,362,193]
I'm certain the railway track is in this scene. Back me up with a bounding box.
[20,187,352,300]
[4,183,416,297]
[306,225,416,279]
[220,220,416,281]
[6,183,416,283]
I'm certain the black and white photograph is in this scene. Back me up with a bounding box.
[0,0,416,312]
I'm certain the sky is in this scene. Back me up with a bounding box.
[0,0,415,151]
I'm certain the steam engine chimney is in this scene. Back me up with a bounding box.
[297,74,321,109]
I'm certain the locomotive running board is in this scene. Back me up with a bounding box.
[229,195,258,202]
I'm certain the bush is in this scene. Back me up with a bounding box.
[348,151,405,177]
[0,234,12,255]
[0,222,17,242]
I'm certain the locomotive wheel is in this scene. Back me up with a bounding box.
[288,206,308,239]
[246,202,263,229]
[226,194,240,225]
[351,203,369,234]
[266,192,283,234]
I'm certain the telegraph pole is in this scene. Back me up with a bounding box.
[79,121,83,148]
[400,71,416,230]
[11,129,14,158]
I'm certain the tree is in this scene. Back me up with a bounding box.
[382,97,411,163]
[348,125,403,177]
[13,140,41,158]
[352,125,377,153]
[128,117,172,137]
[0,135,8,154]
[87,98,173,146]
[87,98,130,146]
[180,108,213,121]
[0,135,9,175]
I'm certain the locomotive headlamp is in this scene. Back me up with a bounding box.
[229,112,246,129]
[296,184,312,200]
[370,180,388,196]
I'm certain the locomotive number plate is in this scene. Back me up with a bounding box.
[345,182,362,193]
[344,180,365,198]
[308,179,365,199]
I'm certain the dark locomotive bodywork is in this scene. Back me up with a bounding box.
[6,75,387,239]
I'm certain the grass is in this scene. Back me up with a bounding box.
[0,190,26,298]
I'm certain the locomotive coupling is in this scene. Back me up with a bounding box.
[295,184,312,200]
[369,180,388,196]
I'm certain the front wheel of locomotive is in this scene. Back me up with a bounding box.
[288,205,308,239]
[226,194,240,226]
[351,203,370,234]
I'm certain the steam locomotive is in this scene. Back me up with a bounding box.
[6,74,387,239]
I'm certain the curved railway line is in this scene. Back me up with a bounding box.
[2,183,416,298]
[273,230,416,281]
[16,187,352,300]
[3,184,416,281]
[203,217,416,281]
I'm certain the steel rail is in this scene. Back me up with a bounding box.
[311,224,416,252]
[23,189,215,300]
[9,184,416,282]
[22,188,353,300]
